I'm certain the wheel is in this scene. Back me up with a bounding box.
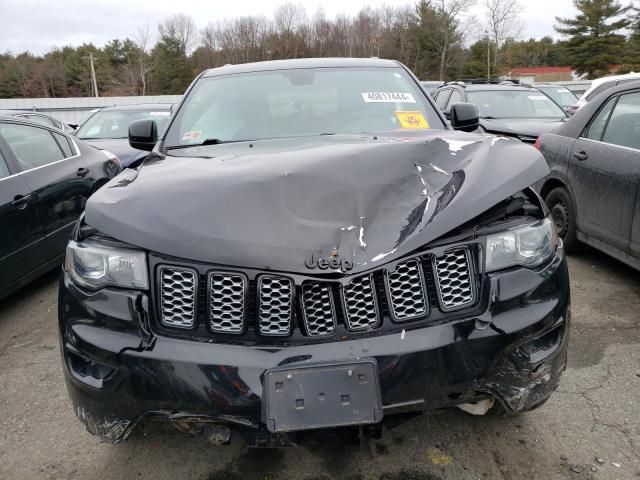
[545,187,579,253]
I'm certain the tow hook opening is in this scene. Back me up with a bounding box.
[65,349,114,389]
[169,420,232,446]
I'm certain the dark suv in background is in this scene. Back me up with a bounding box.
[433,80,568,143]
[59,58,569,445]
[75,104,172,167]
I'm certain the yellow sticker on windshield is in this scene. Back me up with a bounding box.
[395,111,429,129]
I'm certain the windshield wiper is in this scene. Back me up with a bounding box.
[166,138,252,150]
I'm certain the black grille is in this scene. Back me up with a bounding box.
[258,275,294,336]
[385,259,428,321]
[433,249,476,311]
[159,267,197,328]
[208,272,246,333]
[154,245,479,339]
[341,274,379,331]
[301,282,336,336]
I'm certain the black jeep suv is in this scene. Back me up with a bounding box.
[433,79,568,143]
[59,58,570,445]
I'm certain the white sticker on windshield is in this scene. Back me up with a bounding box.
[362,92,416,103]
[150,111,170,116]
[528,95,548,100]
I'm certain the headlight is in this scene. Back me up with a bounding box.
[485,218,558,272]
[65,239,148,290]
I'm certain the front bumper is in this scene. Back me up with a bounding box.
[58,247,570,444]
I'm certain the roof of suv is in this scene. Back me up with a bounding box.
[203,58,401,77]
[438,80,534,91]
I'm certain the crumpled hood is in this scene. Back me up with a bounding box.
[83,139,145,167]
[86,132,549,274]
[481,118,564,139]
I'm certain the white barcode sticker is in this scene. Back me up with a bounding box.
[362,92,416,103]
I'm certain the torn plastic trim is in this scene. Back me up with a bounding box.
[129,293,155,349]
[74,408,260,444]
[75,405,133,443]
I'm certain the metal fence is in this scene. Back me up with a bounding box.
[0,95,182,125]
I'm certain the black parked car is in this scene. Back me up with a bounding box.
[74,104,172,167]
[0,109,75,132]
[0,116,121,300]
[59,58,569,445]
[536,80,640,270]
[433,80,568,143]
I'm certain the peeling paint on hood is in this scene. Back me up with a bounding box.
[85,131,549,274]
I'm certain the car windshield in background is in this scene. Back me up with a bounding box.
[164,67,443,148]
[77,109,171,140]
[536,86,577,108]
[466,90,567,119]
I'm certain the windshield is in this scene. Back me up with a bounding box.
[466,90,566,119]
[77,109,171,140]
[164,67,443,148]
[536,87,577,108]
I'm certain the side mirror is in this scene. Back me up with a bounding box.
[450,103,479,132]
[129,119,158,151]
[442,109,451,120]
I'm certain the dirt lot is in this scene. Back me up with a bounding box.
[0,248,638,480]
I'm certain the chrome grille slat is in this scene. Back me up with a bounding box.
[433,249,475,311]
[209,272,246,333]
[342,274,379,331]
[385,259,428,321]
[301,282,336,336]
[159,267,197,329]
[258,275,294,336]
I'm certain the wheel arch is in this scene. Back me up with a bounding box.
[539,175,581,231]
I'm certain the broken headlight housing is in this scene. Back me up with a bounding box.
[485,217,558,272]
[65,239,148,290]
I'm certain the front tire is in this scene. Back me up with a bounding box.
[545,187,579,253]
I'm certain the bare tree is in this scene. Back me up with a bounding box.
[159,13,197,54]
[274,3,308,57]
[484,0,524,68]
[133,25,153,95]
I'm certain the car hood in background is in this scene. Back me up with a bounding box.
[82,138,145,167]
[86,132,549,274]
[480,118,564,141]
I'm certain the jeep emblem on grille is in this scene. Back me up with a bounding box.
[305,252,353,272]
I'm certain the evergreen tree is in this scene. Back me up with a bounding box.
[555,0,631,78]
[151,37,193,94]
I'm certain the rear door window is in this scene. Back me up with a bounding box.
[53,132,74,158]
[600,92,640,150]
[0,124,65,171]
[0,150,9,178]
[585,97,616,141]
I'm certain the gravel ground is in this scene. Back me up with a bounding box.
[0,248,638,480]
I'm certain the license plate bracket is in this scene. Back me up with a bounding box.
[263,359,383,433]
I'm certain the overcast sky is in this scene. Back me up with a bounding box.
[0,0,577,56]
